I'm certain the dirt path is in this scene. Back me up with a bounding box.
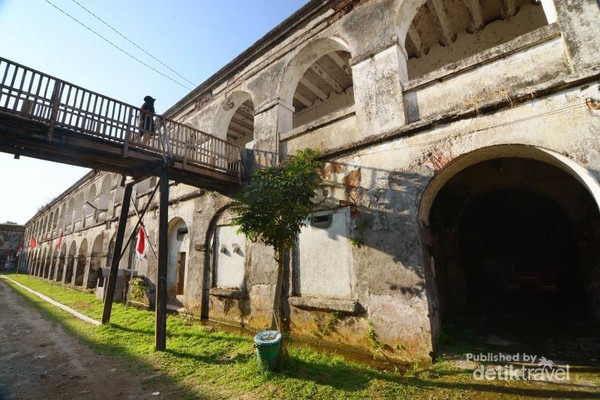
[0,279,164,400]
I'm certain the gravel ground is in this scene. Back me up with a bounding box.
[0,279,166,400]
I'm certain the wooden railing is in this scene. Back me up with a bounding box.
[0,57,242,176]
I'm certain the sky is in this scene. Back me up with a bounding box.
[0,0,308,224]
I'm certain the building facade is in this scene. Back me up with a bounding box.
[22,0,600,363]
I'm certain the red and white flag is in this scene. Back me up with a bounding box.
[30,237,37,249]
[56,230,64,249]
[135,224,146,260]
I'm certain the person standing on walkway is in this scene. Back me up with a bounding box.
[139,95,156,146]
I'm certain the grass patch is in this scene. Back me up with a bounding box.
[2,273,599,399]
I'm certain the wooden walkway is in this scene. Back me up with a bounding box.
[0,57,242,189]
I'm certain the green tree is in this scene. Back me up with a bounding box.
[230,149,323,333]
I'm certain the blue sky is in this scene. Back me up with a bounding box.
[0,0,308,224]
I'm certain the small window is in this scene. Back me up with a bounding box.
[310,213,332,229]
[177,227,188,240]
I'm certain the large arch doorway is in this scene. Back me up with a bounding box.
[88,235,104,288]
[56,243,66,282]
[167,218,189,307]
[65,242,76,285]
[421,147,600,361]
[74,239,88,286]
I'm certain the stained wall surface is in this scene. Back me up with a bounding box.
[22,0,600,363]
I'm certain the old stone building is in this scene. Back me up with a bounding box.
[21,0,600,363]
[0,222,24,269]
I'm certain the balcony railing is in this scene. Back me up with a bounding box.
[0,57,242,176]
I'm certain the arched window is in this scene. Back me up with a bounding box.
[84,184,97,225]
[292,50,353,128]
[226,99,254,147]
[405,0,548,80]
[73,192,84,230]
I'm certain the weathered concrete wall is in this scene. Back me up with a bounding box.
[554,0,600,75]
[307,82,600,360]
[404,27,569,123]
[23,0,600,363]
[170,0,599,363]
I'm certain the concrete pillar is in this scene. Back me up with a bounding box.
[351,42,408,137]
[554,0,600,73]
[253,100,293,164]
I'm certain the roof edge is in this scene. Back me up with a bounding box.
[25,169,97,226]
[164,0,335,117]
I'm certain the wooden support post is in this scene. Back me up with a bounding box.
[47,81,64,142]
[155,168,169,351]
[101,183,133,324]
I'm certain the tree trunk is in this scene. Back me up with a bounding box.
[271,250,284,331]
[271,249,289,362]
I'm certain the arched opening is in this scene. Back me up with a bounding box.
[65,242,76,284]
[65,198,74,231]
[167,218,189,306]
[84,184,97,226]
[52,209,59,236]
[48,248,57,280]
[42,215,49,238]
[226,99,254,147]
[278,37,354,132]
[35,249,42,277]
[213,91,256,169]
[213,91,256,148]
[74,239,87,286]
[89,235,104,288]
[45,248,52,278]
[98,174,112,221]
[43,248,50,278]
[126,227,137,271]
[56,243,66,282]
[292,50,353,128]
[47,211,54,236]
[403,0,548,80]
[59,203,67,230]
[37,248,43,277]
[422,150,600,360]
[73,192,84,231]
[29,249,36,276]
[105,234,116,272]
[30,249,39,276]
[41,248,49,278]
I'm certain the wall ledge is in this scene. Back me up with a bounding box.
[210,287,248,300]
[404,23,561,92]
[281,105,356,142]
[288,295,360,313]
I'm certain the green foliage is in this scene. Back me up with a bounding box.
[128,277,147,303]
[322,311,341,336]
[229,148,323,255]
[5,274,425,399]
[5,274,595,399]
[351,216,368,248]
[367,320,384,350]
[395,344,407,352]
